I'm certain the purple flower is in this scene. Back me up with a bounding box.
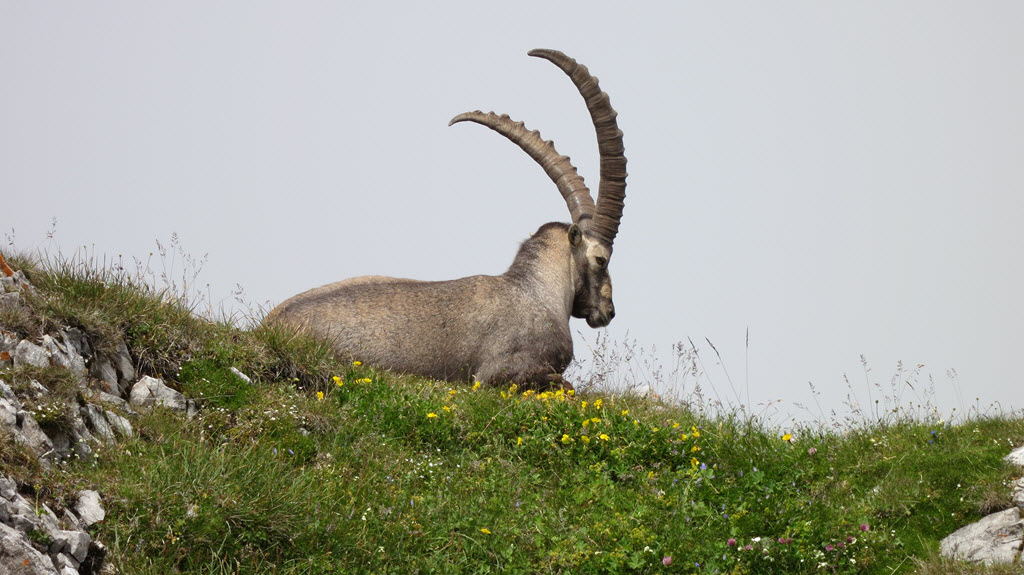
[860,523,870,532]
[825,544,835,552]
[743,544,753,551]
[846,536,855,543]
[727,538,737,547]
[663,556,672,566]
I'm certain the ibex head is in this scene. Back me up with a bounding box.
[450,49,627,329]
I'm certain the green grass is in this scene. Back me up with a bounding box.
[2,249,1022,574]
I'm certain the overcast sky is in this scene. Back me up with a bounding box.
[3,2,1022,423]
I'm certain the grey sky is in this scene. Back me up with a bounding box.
[3,2,1022,421]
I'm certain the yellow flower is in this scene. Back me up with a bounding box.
[353,361,362,366]
[443,405,451,412]
[582,419,590,428]
[508,383,518,394]
[581,401,588,409]
[516,436,523,446]
[561,434,573,444]
[472,381,482,391]
[316,391,325,401]
[593,398,603,409]
[567,389,575,396]
[332,375,342,384]
[427,412,438,418]
[581,435,591,444]
[591,417,600,424]
[691,445,701,453]
[620,409,629,416]
[691,457,700,468]
[782,433,793,442]
[691,426,701,438]
[681,434,689,441]
[363,377,373,384]
[599,434,610,441]
[633,419,639,427]
[480,528,491,535]
[672,422,680,429]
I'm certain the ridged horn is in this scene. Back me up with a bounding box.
[529,49,627,247]
[449,111,596,226]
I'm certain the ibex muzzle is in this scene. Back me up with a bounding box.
[266,49,627,388]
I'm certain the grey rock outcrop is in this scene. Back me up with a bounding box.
[939,444,1024,565]
[939,508,1023,565]
[129,375,197,416]
[0,475,106,574]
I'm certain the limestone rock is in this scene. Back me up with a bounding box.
[229,367,252,384]
[129,376,196,415]
[74,491,104,527]
[12,340,49,369]
[1,397,18,428]
[16,411,53,456]
[939,507,1023,565]
[0,521,57,575]
[102,411,132,439]
[1013,478,1024,512]
[1005,445,1024,469]
[80,405,115,443]
[40,334,86,376]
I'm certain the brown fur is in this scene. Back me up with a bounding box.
[265,223,612,386]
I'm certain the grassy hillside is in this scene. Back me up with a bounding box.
[1,252,1022,574]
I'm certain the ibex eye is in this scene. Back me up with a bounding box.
[595,257,607,270]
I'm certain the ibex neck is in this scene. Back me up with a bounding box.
[504,223,576,317]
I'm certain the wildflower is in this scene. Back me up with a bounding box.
[361,377,372,384]
[846,536,854,544]
[480,528,491,535]
[442,405,451,412]
[782,433,793,442]
[581,435,591,444]
[691,426,701,437]
[508,383,518,393]
[582,419,590,428]
[581,401,588,409]
[727,538,737,547]
[663,556,672,566]
[472,381,481,391]
[634,419,639,427]
[599,434,610,441]
[594,398,603,409]
[333,376,343,387]
[860,523,870,532]
[566,389,574,396]
[561,434,573,444]
[825,544,834,551]
[516,436,523,446]
[621,409,628,416]
[807,447,817,456]
[316,391,325,401]
[353,361,362,366]
[691,457,700,468]
[449,389,457,396]
[590,417,600,424]
[427,413,438,418]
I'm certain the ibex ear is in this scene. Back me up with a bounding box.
[568,224,583,247]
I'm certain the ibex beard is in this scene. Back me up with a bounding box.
[266,49,627,390]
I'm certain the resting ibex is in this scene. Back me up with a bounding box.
[266,49,627,388]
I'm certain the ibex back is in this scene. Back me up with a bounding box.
[265,49,628,389]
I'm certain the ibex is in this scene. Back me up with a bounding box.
[266,49,627,388]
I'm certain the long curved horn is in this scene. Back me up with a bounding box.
[529,49,627,247]
[449,111,596,226]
